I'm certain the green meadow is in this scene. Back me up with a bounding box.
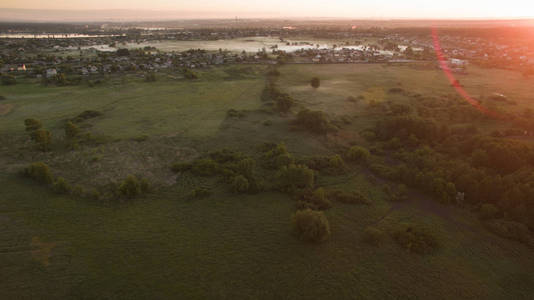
[1,63,534,299]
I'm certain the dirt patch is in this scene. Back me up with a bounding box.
[0,103,14,116]
[31,237,57,266]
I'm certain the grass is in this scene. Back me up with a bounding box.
[0,67,266,139]
[2,173,534,299]
[2,63,534,299]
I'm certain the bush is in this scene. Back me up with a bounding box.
[191,159,220,176]
[345,146,370,163]
[209,149,244,164]
[263,120,273,126]
[73,110,102,122]
[116,48,130,56]
[32,129,52,151]
[231,175,250,193]
[296,187,332,210]
[227,109,246,118]
[23,162,53,184]
[262,143,294,169]
[479,203,499,220]
[327,190,370,205]
[144,72,157,82]
[236,158,255,178]
[52,177,71,194]
[484,220,533,246]
[191,188,211,198]
[295,109,332,134]
[328,154,346,171]
[292,209,330,243]
[183,68,198,79]
[171,162,192,173]
[310,77,320,88]
[119,175,142,199]
[65,121,80,140]
[363,227,385,246]
[276,164,314,192]
[391,223,439,254]
[24,118,42,132]
[1,74,16,85]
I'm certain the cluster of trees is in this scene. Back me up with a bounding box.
[261,76,294,113]
[24,118,52,151]
[364,111,534,242]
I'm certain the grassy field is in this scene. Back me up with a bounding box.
[1,63,534,299]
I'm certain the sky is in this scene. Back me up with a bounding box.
[1,0,534,19]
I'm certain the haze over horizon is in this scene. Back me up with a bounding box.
[1,0,533,22]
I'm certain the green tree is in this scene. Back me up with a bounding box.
[310,77,320,88]
[33,129,52,151]
[292,209,331,243]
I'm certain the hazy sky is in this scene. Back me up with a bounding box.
[2,0,534,19]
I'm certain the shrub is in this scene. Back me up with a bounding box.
[484,220,533,246]
[297,155,331,171]
[295,109,332,134]
[171,162,192,173]
[119,175,142,199]
[1,74,16,85]
[328,154,346,171]
[116,48,130,56]
[262,143,294,169]
[479,203,499,220]
[52,177,71,194]
[276,164,314,192]
[23,162,53,184]
[231,175,250,193]
[296,187,332,210]
[236,158,255,178]
[347,96,358,103]
[209,149,244,164]
[310,77,320,88]
[24,118,42,132]
[191,188,211,198]
[391,224,439,254]
[292,209,330,243]
[363,227,385,246]
[386,184,408,202]
[140,178,150,193]
[191,159,220,176]
[275,93,293,113]
[144,72,157,82]
[388,87,404,94]
[183,68,198,79]
[32,129,52,151]
[345,146,370,163]
[263,120,273,126]
[73,110,102,122]
[327,190,370,205]
[65,121,80,140]
[227,109,246,118]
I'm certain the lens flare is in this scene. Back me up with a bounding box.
[431,28,506,120]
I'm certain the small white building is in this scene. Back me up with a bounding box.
[17,64,26,72]
[450,58,468,67]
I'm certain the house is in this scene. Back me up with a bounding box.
[46,69,57,78]
[450,58,468,67]
[17,64,26,72]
